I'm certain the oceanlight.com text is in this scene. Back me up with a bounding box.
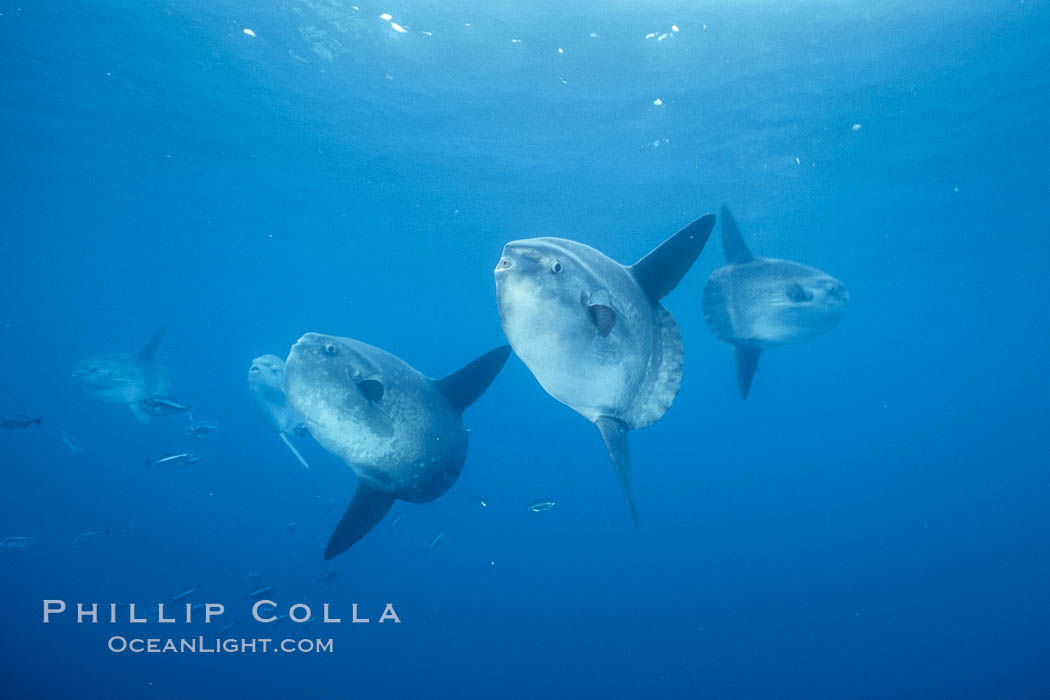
[107,636,334,654]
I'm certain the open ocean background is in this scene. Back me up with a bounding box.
[2,1,1049,697]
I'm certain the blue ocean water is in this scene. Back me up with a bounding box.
[2,0,1049,697]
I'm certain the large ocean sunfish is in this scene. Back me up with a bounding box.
[494,214,716,526]
[284,333,510,560]
[702,205,849,399]
[72,328,170,423]
[249,354,311,470]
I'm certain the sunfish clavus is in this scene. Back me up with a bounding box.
[494,213,716,526]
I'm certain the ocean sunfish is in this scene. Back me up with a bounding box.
[494,214,716,526]
[72,328,170,423]
[702,205,849,399]
[249,354,311,470]
[284,333,510,560]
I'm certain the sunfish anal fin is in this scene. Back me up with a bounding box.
[325,481,396,560]
[629,213,716,303]
[278,432,310,470]
[720,205,755,265]
[734,346,761,400]
[433,345,511,414]
[595,416,639,528]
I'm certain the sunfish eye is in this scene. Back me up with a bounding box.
[249,366,260,374]
[550,259,562,273]
[323,343,338,356]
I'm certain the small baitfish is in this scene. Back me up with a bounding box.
[243,585,274,601]
[424,532,446,554]
[169,582,203,603]
[524,498,557,513]
[61,431,83,454]
[1,415,42,429]
[138,396,194,417]
[72,528,110,544]
[146,453,199,470]
[184,422,218,439]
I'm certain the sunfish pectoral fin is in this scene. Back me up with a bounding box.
[629,213,716,303]
[356,379,384,402]
[734,345,761,400]
[137,327,168,363]
[433,345,512,414]
[278,432,310,470]
[587,304,616,336]
[324,482,396,560]
[720,205,755,265]
[595,417,639,528]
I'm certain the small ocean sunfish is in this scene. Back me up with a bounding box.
[72,528,110,544]
[525,498,557,513]
[71,328,169,424]
[146,453,199,470]
[701,206,849,399]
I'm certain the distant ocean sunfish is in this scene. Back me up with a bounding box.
[284,333,509,560]
[702,205,850,398]
[72,328,170,423]
[494,214,716,526]
[248,354,311,470]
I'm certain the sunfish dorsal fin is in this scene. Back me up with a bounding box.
[629,213,716,303]
[138,327,168,363]
[433,345,511,414]
[734,346,761,400]
[720,205,754,264]
[595,417,639,528]
[324,481,395,560]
